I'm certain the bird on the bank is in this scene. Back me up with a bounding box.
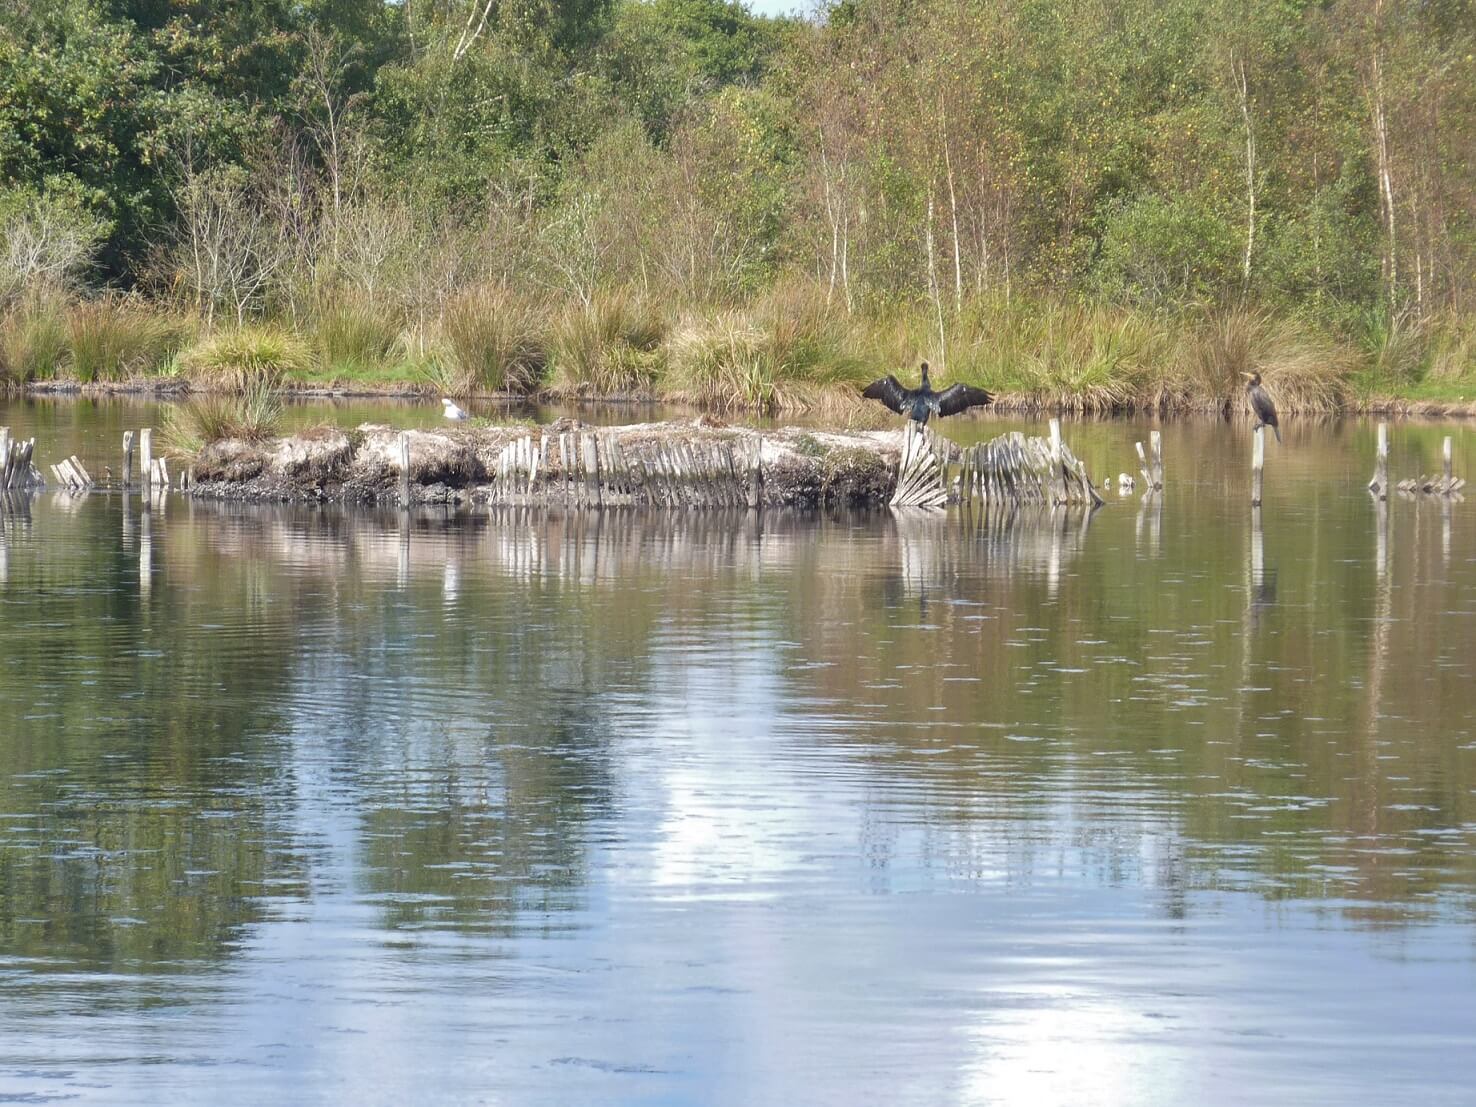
[442,397,469,422]
[861,361,994,425]
[1241,371,1281,443]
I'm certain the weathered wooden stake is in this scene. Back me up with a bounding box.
[140,428,153,490]
[1048,418,1065,504]
[397,430,411,508]
[1443,436,1453,489]
[122,431,135,487]
[1150,429,1163,489]
[1369,422,1389,499]
[1251,424,1265,506]
[748,437,763,508]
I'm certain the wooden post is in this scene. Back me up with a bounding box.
[1443,436,1453,492]
[397,431,411,508]
[748,437,763,508]
[140,428,153,490]
[0,428,9,489]
[1369,422,1389,499]
[1251,424,1265,506]
[584,435,601,506]
[1048,418,1064,504]
[1150,429,1163,489]
[122,431,135,487]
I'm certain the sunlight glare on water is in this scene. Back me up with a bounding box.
[0,397,1474,1104]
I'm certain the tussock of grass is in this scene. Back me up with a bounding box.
[178,326,313,391]
[314,299,401,377]
[1425,316,1476,382]
[663,285,867,413]
[441,285,546,394]
[163,378,283,453]
[0,296,68,382]
[1184,308,1349,413]
[549,292,666,395]
[67,298,190,382]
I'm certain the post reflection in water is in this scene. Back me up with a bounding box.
[0,415,1475,1105]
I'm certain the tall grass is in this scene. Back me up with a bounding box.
[314,299,401,378]
[663,283,868,413]
[440,284,546,394]
[178,325,313,391]
[0,295,68,382]
[1183,307,1350,412]
[549,292,666,395]
[67,298,190,381]
[163,377,283,453]
[1425,316,1476,381]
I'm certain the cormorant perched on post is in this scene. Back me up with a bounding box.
[862,361,993,425]
[1240,372,1281,443]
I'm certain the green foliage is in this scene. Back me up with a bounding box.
[314,298,400,376]
[549,293,667,395]
[163,378,283,453]
[67,298,190,381]
[0,294,69,382]
[178,325,313,390]
[1093,193,1240,308]
[440,285,547,394]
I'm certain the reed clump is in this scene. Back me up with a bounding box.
[663,284,867,412]
[548,291,666,395]
[313,298,402,379]
[1183,307,1350,412]
[163,377,283,453]
[0,294,69,382]
[66,297,191,382]
[178,325,313,391]
[440,284,547,394]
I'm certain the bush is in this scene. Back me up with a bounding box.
[0,187,106,308]
[178,325,313,391]
[67,299,191,381]
[1094,193,1240,309]
[441,285,547,394]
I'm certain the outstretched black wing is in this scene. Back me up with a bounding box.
[862,375,910,415]
[935,383,994,417]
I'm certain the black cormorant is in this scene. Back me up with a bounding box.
[862,362,993,425]
[1241,371,1281,443]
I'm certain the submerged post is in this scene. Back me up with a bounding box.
[122,431,135,487]
[1443,436,1453,491]
[1150,429,1163,489]
[140,428,153,490]
[397,431,411,508]
[1369,422,1389,499]
[1251,424,1265,506]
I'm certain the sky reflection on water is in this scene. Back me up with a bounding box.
[0,399,1474,1103]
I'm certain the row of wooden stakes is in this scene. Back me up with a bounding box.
[399,430,765,508]
[892,420,1104,509]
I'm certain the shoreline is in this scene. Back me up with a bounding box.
[10,377,1476,420]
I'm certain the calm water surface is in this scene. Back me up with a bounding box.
[1,397,1474,1104]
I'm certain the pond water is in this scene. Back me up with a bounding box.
[1,396,1475,1104]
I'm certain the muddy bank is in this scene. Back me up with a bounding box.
[184,418,903,508]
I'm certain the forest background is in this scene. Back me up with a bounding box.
[2,0,1473,414]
